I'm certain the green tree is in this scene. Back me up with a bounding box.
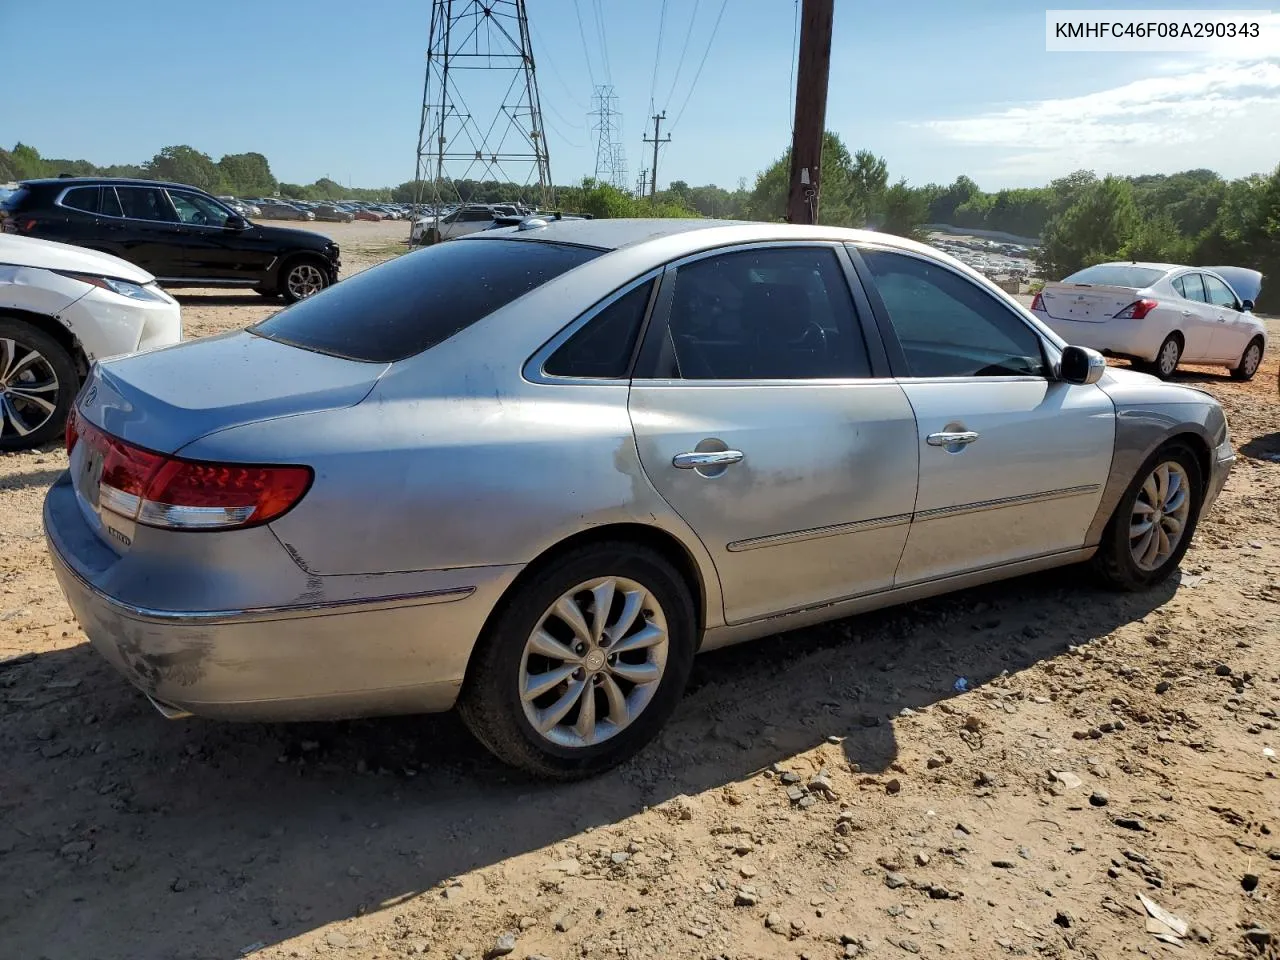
[1038,176,1138,277]
[878,179,930,241]
[216,152,276,195]
[144,145,224,192]
[8,143,47,179]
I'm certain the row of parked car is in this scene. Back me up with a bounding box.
[221,197,415,223]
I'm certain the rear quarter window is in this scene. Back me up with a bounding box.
[1062,264,1165,288]
[251,238,603,362]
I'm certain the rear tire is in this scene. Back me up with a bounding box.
[1093,443,1203,591]
[457,542,697,780]
[1148,334,1182,379]
[0,319,79,452]
[1230,336,1263,381]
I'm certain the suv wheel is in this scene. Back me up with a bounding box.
[280,259,330,304]
[0,319,79,452]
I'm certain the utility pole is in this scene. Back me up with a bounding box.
[635,168,649,199]
[786,0,834,224]
[642,112,670,199]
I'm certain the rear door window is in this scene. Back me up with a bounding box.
[252,239,603,362]
[1180,273,1207,302]
[116,187,178,223]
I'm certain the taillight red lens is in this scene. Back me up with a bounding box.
[65,407,79,454]
[1030,292,1045,311]
[1114,298,1158,320]
[73,418,311,530]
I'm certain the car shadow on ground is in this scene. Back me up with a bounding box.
[0,564,1175,959]
[170,292,280,307]
[0,466,66,493]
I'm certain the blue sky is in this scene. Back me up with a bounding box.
[4,0,1277,192]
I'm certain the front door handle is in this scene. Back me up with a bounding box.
[927,431,980,447]
[673,450,744,469]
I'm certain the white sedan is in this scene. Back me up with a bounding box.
[0,235,181,450]
[1032,262,1265,380]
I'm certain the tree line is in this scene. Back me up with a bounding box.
[4,138,1276,304]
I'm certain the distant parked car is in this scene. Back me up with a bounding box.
[1032,262,1266,380]
[313,204,356,223]
[1,177,340,303]
[353,208,385,222]
[255,201,314,221]
[45,220,1236,778]
[0,234,181,449]
[411,204,496,244]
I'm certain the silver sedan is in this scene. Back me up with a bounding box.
[44,220,1235,778]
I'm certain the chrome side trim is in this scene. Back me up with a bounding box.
[155,277,259,286]
[727,513,912,552]
[50,551,474,625]
[913,484,1100,522]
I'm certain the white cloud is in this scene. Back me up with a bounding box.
[916,50,1280,181]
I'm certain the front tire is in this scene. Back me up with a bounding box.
[1093,444,1203,591]
[458,542,697,779]
[0,319,79,452]
[1149,334,1183,379]
[1230,336,1263,381]
[279,258,330,304]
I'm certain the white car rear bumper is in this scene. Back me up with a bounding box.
[1035,312,1165,362]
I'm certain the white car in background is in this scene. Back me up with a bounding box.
[1032,262,1265,380]
[0,235,181,450]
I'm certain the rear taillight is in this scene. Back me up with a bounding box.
[1030,292,1045,311]
[74,418,311,530]
[65,407,79,454]
[1114,299,1158,319]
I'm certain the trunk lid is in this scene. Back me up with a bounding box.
[1038,282,1141,323]
[76,330,387,454]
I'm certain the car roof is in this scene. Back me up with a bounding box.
[19,176,208,191]
[471,217,942,257]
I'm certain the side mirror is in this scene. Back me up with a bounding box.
[225,214,249,231]
[1060,345,1106,385]
[1241,298,1255,312]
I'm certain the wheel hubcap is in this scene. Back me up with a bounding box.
[1245,344,1261,375]
[286,264,325,299]
[1160,342,1179,374]
[519,576,669,749]
[0,337,59,440]
[1129,461,1191,571]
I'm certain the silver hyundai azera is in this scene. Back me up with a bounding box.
[44,219,1234,778]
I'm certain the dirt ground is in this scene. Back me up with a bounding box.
[1,226,1277,960]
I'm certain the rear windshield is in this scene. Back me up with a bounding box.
[251,238,603,362]
[1061,264,1164,288]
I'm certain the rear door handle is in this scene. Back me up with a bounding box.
[927,431,980,447]
[673,450,744,469]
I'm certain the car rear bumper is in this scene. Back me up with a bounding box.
[1037,313,1164,362]
[43,474,519,721]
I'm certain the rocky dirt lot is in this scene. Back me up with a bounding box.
[1,227,1276,960]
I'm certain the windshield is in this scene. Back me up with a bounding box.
[251,238,603,362]
[1062,264,1165,288]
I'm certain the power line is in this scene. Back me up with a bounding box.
[670,0,730,130]
[592,0,613,84]
[572,0,598,87]
[649,0,670,110]
[530,20,587,112]
[662,0,701,110]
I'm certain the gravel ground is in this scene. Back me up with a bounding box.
[1,228,1277,960]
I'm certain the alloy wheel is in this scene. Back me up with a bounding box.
[0,337,59,440]
[1129,460,1191,571]
[519,576,669,749]
[285,263,326,300]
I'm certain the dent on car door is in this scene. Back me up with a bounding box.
[851,245,1114,585]
[627,243,919,625]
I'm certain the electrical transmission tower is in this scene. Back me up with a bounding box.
[589,85,628,190]
[412,0,552,232]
